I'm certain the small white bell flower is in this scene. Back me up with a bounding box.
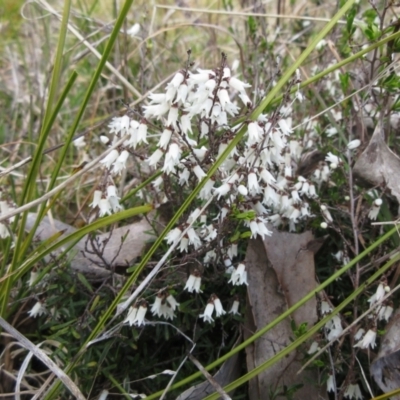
[200,301,214,323]
[368,198,382,220]
[354,328,376,349]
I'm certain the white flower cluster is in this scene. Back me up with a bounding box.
[93,60,330,325]
[150,291,180,320]
[199,294,226,323]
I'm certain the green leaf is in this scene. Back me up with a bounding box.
[247,16,257,37]
[77,273,93,293]
[339,72,350,93]
[346,6,357,34]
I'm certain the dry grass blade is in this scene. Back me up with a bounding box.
[0,316,86,400]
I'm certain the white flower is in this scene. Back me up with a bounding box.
[326,315,343,341]
[229,263,248,286]
[248,171,261,195]
[214,183,231,199]
[307,341,320,354]
[200,301,214,323]
[127,23,140,37]
[106,185,119,199]
[368,198,382,220]
[218,88,231,110]
[252,201,268,215]
[143,102,170,119]
[278,118,293,135]
[28,270,39,287]
[184,271,202,293]
[124,306,138,326]
[368,282,386,305]
[167,105,179,127]
[73,136,86,148]
[229,299,240,315]
[162,143,181,174]
[151,293,176,320]
[325,152,341,165]
[187,208,201,224]
[101,149,119,169]
[98,198,112,217]
[316,39,327,50]
[28,301,46,318]
[90,191,102,209]
[180,114,192,134]
[354,328,376,349]
[320,300,332,315]
[347,139,361,150]
[193,147,208,161]
[204,224,217,242]
[137,123,148,144]
[237,185,248,196]
[354,328,365,341]
[165,227,182,245]
[179,237,189,253]
[308,184,317,198]
[109,115,130,135]
[353,384,363,400]
[153,178,164,192]
[291,190,301,203]
[257,220,272,238]
[166,294,180,310]
[212,295,226,317]
[383,304,393,321]
[248,122,263,142]
[321,205,333,223]
[187,227,202,249]
[327,373,335,393]
[107,186,122,212]
[224,257,233,268]
[228,76,251,92]
[148,92,166,104]
[223,67,231,78]
[147,149,164,166]
[239,91,252,106]
[248,219,272,239]
[169,71,185,88]
[179,168,190,186]
[344,383,362,399]
[199,178,215,200]
[151,294,163,316]
[166,72,185,102]
[193,165,207,181]
[204,250,217,264]
[132,302,147,326]
[259,168,276,184]
[112,150,130,174]
[176,83,188,104]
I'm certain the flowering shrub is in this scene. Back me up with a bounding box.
[88,54,330,322]
[2,1,400,399]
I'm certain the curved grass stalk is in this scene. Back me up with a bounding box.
[372,388,400,399]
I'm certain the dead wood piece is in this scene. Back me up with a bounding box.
[353,121,400,203]
[25,213,154,280]
[176,348,241,400]
[371,308,400,399]
[244,231,326,400]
